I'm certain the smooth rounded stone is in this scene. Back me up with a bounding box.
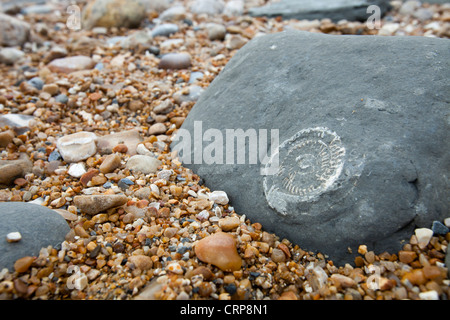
[190,0,225,15]
[0,47,25,65]
[249,0,391,22]
[206,23,226,41]
[153,99,174,114]
[0,114,35,134]
[0,153,32,186]
[225,34,247,50]
[158,53,191,70]
[223,0,244,16]
[55,94,68,104]
[126,155,162,174]
[6,232,22,243]
[47,56,96,74]
[0,130,15,147]
[151,23,179,37]
[0,13,31,47]
[68,163,87,178]
[128,255,153,270]
[97,129,142,155]
[172,85,204,104]
[208,190,229,205]
[194,232,242,272]
[218,216,240,231]
[99,153,122,174]
[0,202,70,271]
[159,5,187,21]
[173,31,450,265]
[27,77,44,90]
[73,194,128,215]
[189,71,204,83]
[82,0,147,29]
[148,123,167,135]
[56,131,98,163]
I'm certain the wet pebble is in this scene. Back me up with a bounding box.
[158,53,191,69]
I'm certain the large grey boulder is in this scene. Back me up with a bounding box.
[249,0,391,22]
[172,31,450,265]
[0,202,70,271]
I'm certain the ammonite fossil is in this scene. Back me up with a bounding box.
[263,127,346,215]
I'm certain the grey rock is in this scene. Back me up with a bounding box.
[0,202,70,271]
[249,0,391,22]
[0,13,31,47]
[0,47,25,65]
[190,0,224,15]
[206,23,226,41]
[153,99,174,114]
[172,31,450,265]
[151,23,179,37]
[172,85,204,104]
[28,77,44,90]
[432,221,449,235]
[21,4,54,15]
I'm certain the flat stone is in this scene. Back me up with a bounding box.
[47,56,96,74]
[0,153,32,186]
[0,202,70,271]
[97,129,142,155]
[158,53,191,70]
[249,0,391,22]
[0,13,31,47]
[172,31,450,265]
[126,155,162,174]
[73,194,128,215]
[56,131,98,163]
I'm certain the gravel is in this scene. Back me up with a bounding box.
[0,0,448,301]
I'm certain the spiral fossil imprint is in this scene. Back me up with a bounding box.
[263,127,346,214]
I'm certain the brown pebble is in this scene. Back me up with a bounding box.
[14,177,27,187]
[271,248,286,263]
[399,250,417,264]
[194,232,242,272]
[278,291,298,300]
[99,153,122,174]
[112,144,128,153]
[0,130,14,147]
[188,266,214,281]
[128,255,153,271]
[14,256,35,273]
[218,216,240,231]
[80,168,99,187]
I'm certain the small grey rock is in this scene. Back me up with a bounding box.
[432,221,449,235]
[0,202,70,271]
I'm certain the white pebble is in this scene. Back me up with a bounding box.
[415,228,433,249]
[207,190,229,205]
[444,217,450,228]
[6,232,22,243]
[419,290,439,300]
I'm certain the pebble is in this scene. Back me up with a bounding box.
[47,56,96,74]
[218,216,240,231]
[128,255,153,271]
[6,232,22,243]
[0,154,32,185]
[148,123,167,135]
[99,153,122,174]
[0,130,14,147]
[0,48,25,65]
[13,256,34,273]
[56,131,98,163]
[153,99,174,114]
[68,163,87,178]
[431,220,449,235]
[151,23,179,37]
[97,129,142,156]
[207,190,229,205]
[206,23,227,41]
[126,155,162,174]
[73,194,128,215]
[0,13,30,47]
[194,232,242,272]
[158,53,191,69]
[415,228,434,249]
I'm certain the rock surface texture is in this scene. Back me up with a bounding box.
[174,30,450,265]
